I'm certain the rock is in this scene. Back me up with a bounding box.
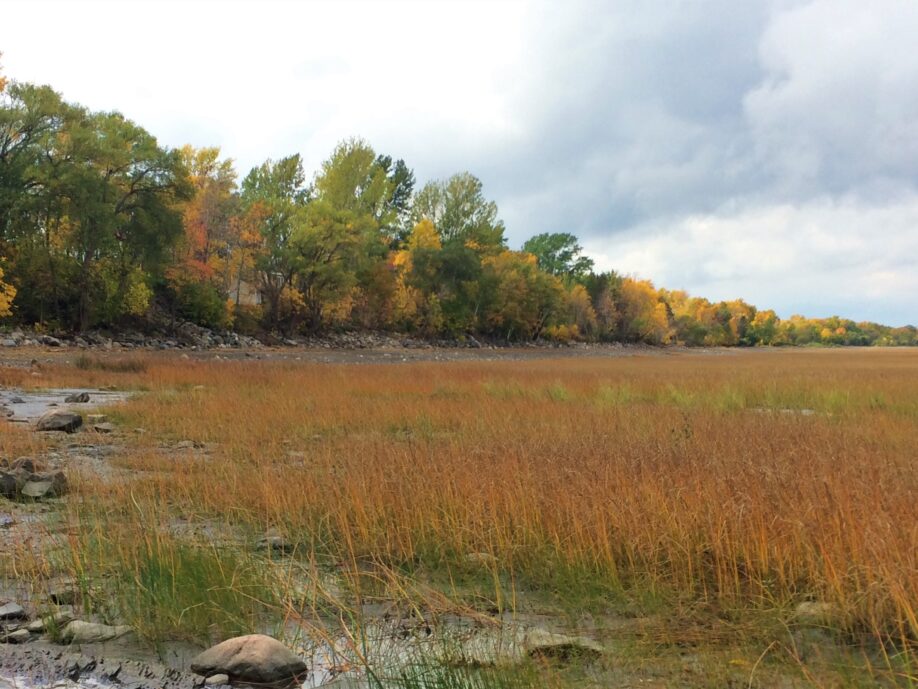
[93,423,115,434]
[46,580,79,606]
[190,634,307,685]
[2,628,31,644]
[522,628,604,661]
[10,457,38,472]
[256,529,293,553]
[0,472,18,499]
[21,480,55,499]
[794,601,843,626]
[8,396,24,404]
[87,414,107,424]
[60,620,133,644]
[458,625,604,665]
[0,468,66,500]
[36,411,83,433]
[64,392,90,404]
[40,335,63,347]
[204,674,230,686]
[26,609,75,633]
[0,602,27,620]
[464,552,499,566]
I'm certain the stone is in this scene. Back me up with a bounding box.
[60,620,133,644]
[2,628,31,644]
[794,601,843,626]
[64,392,91,404]
[204,674,230,686]
[522,628,604,660]
[40,335,63,347]
[256,529,293,553]
[26,609,75,633]
[190,634,307,685]
[8,396,25,404]
[21,480,55,499]
[93,423,115,434]
[0,472,18,499]
[36,411,83,433]
[464,552,499,566]
[0,602,27,620]
[10,457,38,472]
[86,414,107,424]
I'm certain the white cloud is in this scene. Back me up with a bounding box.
[585,194,918,325]
[2,0,917,324]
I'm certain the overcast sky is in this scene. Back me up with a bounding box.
[3,0,917,325]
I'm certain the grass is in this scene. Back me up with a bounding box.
[4,347,917,686]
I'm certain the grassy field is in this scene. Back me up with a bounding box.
[2,347,916,687]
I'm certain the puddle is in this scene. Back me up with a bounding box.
[0,390,129,425]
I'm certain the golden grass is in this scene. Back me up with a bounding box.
[11,348,918,661]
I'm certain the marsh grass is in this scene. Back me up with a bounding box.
[73,354,148,374]
[10,348,918,683]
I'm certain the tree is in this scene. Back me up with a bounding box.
[617,278,672,344]
[411,172,505,251]
[0,264,15,317]
[522,232,594,282]
[290,200,369,330]
[374,153,415,243]
[240,155,308,329]
[479,251,565,340]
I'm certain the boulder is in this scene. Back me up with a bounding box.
[0,471,18,499]
[191,634,307,685]
[36,411,83,433]
[0,602,26,620]
[93,423,115,434]
[1,628,31,644]
[522,628,604,660]
[64,392,90,404]
[60,620,133,644]
[0,468,66,501]
[27,609,75,633]
[204,674,230,686]
[794,601,843,626]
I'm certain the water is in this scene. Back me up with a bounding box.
[1,389,129,425]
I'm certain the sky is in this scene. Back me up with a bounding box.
[2,0,917,325]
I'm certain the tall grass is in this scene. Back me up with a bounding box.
[12,348,918,677]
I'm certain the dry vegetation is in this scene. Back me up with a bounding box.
[2,348,917,685]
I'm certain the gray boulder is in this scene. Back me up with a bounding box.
[191,634,307,685]
[1,628,31,644]
[60,620,132,644]
[64,392,90,403]
[0,602,26,620]
[36,411,83,433]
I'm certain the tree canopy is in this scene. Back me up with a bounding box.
[0,68,912,346]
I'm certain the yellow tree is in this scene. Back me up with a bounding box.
[392,219,443,330]
[0,265,16,317]
[481,250,565,340]
[618,278,672,343]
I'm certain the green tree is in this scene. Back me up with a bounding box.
[411,172,505,251]
[522,232,594,282]
[240,155,308,329]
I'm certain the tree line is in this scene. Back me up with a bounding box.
[1,65,915,346]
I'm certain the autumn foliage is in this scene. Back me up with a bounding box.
[0,68,914,344]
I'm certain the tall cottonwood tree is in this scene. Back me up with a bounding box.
[240,155,308,329]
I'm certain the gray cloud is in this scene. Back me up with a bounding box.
[2,0,915,323]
